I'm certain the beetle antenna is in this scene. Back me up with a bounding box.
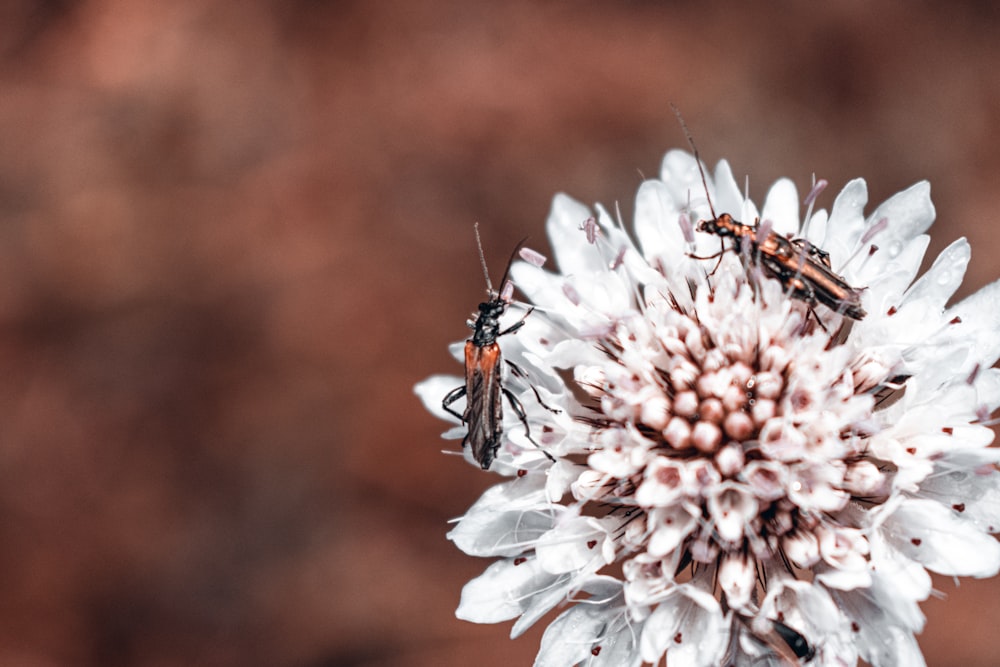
[671,104,717,221]
[497,236,529,303]
[473,222,494,296]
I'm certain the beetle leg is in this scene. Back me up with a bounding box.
[442,385,467,422]
[498,306,534,337]
[502,387,555,462]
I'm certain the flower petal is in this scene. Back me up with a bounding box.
[867,181,936,248]
[536,516,615,574]
[660,150,707,210]
[534,578,642,667]
[822,177,868,267]
[899,237,970,313]
[511,570,580,638]
[713,159,757,223]
[447,476,557,557]
[639,584,727,666]
[861,625,926,667]
[917,464,1000,534]
[883,498,1000,577]
[634,179,686,267]
[456,556,559,624]
[854,234,929,312]
[942,277,1000,370]
[546,194,602,275]
[760,177,799,236]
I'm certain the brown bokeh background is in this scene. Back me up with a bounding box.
[1,2,1000,666]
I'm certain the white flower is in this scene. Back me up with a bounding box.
[415,149,1000,666]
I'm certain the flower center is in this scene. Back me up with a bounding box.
[576,278,889,595]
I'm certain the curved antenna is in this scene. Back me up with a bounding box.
[671,103,717,221]
[473,222,494,296]
[497,236,529,297]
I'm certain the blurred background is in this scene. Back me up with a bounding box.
[0,1,999,665]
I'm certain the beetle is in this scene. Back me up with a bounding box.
[698,213,867,320]
[441,224,538,470]
[728,614,817,666]
[673,107,866,320]
[770,618,817,663]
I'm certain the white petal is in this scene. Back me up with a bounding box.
[510,570,577,638]
[783,530,820,568]
[594,203,666,288]
[660,150,707,211]
[866,517,933,606]
[509,262,573,314]
[719,553,755,609]
[634,179,686,266]
[759,578,847,661]
[853,234,929,310]
[866,181,936,249]
[917,465,1000,534]
[584,631,644,667]
[635,458,686,507]
[543,338,604,369]
[639,585,726,666]
[760,177,800,236]
[899,237,970,312]
[893,381,990,430]
[564,271,635,319]
[831,573,926,666]
[647,504,699,557]
[536,516,614,574]
[863,625,926,667]
[973,366,1000,412]
[802,207,828,248]
[534,606,612,667]
[534,579,641,667]
[544,459,582,502]
[713,160,756,222]
[942,277,1000,370]
[831,570,929,667]
[546,194,603,275]
[456,556,558,623]
[787,462,848,513]
[708,482,758,543]
[447,477,556,557]
[883,498,1000,577]
[510,262,634,334]
[822,177,868,267]
[815,561,871,591]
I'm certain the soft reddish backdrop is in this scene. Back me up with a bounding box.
[0,2,999,666]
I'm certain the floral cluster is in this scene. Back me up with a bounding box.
[416,149,1000,666]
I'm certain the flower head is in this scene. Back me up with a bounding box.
[415,149,1000,666]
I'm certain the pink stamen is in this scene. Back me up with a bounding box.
[861,217,889,244]
[756,218,774,242]
[519,246,547,267]
[804,179,828,208]
[677,212,695,245]
[500,280,515,302]
[563,282,581,306]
